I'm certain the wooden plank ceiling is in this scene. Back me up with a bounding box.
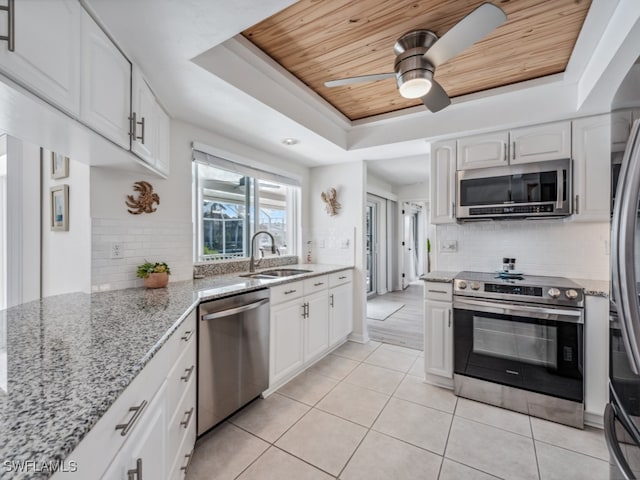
[242,0,592,121]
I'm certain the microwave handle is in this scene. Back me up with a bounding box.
[556,168,564,210]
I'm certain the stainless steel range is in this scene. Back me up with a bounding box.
[453,271,585,428]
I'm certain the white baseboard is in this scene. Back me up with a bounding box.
[584,411,604,429]
[348,332,370,344]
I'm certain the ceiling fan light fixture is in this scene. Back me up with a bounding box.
[399,76,432,99]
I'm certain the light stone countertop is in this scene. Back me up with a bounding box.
[572,278,610,298]
[0,263,351,479]
[419,271,459,283]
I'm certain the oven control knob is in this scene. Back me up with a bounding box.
[548,288,561,299]
[565,289,579,300]
[458,280,467,290]
[470,281,481,291]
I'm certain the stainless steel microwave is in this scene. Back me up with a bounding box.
[456,158,572,220]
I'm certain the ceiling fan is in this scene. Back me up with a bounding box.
[324,2,507,113]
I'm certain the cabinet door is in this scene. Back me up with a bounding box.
[0,0,81,115]
[102,382,167,480]
[457,131,508,170]
[424,300,452,378]
[80,10,131,149]
[611,111,632,153]
[131,66,158,165]
[156,103,171,176]
[270,299,304,385]
[510,121,571,164]
[329,282,353,346]
[571,114,611,222]
[430,140,456,224]
[304,290,329,363]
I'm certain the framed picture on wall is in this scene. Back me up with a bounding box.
[51,152,69,179]
[50,185,69,231]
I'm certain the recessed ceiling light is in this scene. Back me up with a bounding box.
[281,138,299,146]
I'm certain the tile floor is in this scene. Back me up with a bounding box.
[186,341,609,480]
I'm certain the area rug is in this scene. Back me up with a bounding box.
[367,299,405,321]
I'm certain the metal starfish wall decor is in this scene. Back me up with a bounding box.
[126,181,160,215]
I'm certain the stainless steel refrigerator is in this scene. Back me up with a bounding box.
[609,118,640,479]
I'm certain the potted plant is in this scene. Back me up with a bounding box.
[137,260,171,288]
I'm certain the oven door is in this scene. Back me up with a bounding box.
[453,297,583,402]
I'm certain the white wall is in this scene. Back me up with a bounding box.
[434,220,610,280]
[42,152,92,296]
[395,182,428,200]
[310,161,366,341]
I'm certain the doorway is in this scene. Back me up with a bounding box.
[365,201,377,297]
[401,202,426,288]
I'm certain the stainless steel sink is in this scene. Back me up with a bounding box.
[241,268,312,279]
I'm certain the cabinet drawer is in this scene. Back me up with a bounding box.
[167,334,196,417]
[304,275,329,295]
[169,414,196,480]
[167,374,196,463]
[329,270,352,287]
[270,281,304,304]
[165,310,196,366]
[424,282,452,301]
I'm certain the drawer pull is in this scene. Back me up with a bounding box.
[180,407,194,429]
[180,451,194,475]
[181,365,195,383]
[428,289,447,294]
[338,275,347,280]
[115,400,148,437]
[181,330,194,342]
[0,0,15,52]
[127,458,142,480]
[284,289,297,295]
[330,293,334,307]
[313,282,324,287]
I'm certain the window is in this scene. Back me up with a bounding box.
[194,160,299,262]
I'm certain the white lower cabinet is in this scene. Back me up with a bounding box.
[329,270,353,346]
[423,282,453,387]
[270,293,305,387]
[304,289,330,363]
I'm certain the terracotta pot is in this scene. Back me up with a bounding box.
[144,272,169,289]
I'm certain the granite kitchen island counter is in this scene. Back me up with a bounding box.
[0,263,351,479]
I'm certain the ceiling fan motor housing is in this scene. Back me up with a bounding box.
[393,30,438,91]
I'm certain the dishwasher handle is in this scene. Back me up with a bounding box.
[201,298,269,321]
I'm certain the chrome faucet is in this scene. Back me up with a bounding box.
[249,230,279,272]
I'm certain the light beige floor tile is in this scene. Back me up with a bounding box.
[332,340,380,361]
[445,417,538,480]
[364,348,417,372]
[536,440,609,480]
[236,446,333,480]
[530,417,608,461]
[186,422,269,480]
[277,371,339,406]
[393,375,457,414]
[229,393,310,443]
[308,354,360,380]
[372,397,452,455]
[316,381,390,427]
[344,363,404,395]
[455,397,532,437]
[407,356,425,377]
[340,430,441,480]
[377,343,422,356]
[439,459,500,480]
[275,409,367,476]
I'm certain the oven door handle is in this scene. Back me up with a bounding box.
[453,298,583,324]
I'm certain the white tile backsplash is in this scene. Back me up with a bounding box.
[92,218,192,291]
[309,227,356,266]
[435,220,610,280]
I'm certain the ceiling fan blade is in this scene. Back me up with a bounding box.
[324,72,395,88]
[423,2,506,67]
[422,80,451,112]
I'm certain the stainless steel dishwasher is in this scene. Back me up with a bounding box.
[197,288,270,436]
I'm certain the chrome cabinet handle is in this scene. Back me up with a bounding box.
[0,0,14,52]
[574,195,580,215]
[180,451,194,475]
[448,309,452,328]
[181,330,194,342]
[338,275,347,280]
[313,282,324,287]
[428,289,447,294]
[284,289,297,295]
[129,112,144,142]
[450,202,455,219]
[139,116,146,144]
[301,302,309,318]
[180,365,195,383]
[127,458,142,480]
[115,400,148,437]
[180,407,194,429]
[503,142,507,161]
[512,141,516,160]
[329,294,334,307]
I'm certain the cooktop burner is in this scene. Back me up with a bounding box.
[453,271,584,307]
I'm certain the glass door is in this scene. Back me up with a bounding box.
[366,202,376,296]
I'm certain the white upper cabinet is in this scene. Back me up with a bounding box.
[457,131,509,170]
[0,0,81,115]
[131,65,158,165]
[156,104,171,176]
[430,140,456,224]
[80,10,131,150]
[571,114,611,222]
[510,121,571,164]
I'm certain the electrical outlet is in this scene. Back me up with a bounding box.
[110,242,124,259]
[440,239,458,252]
